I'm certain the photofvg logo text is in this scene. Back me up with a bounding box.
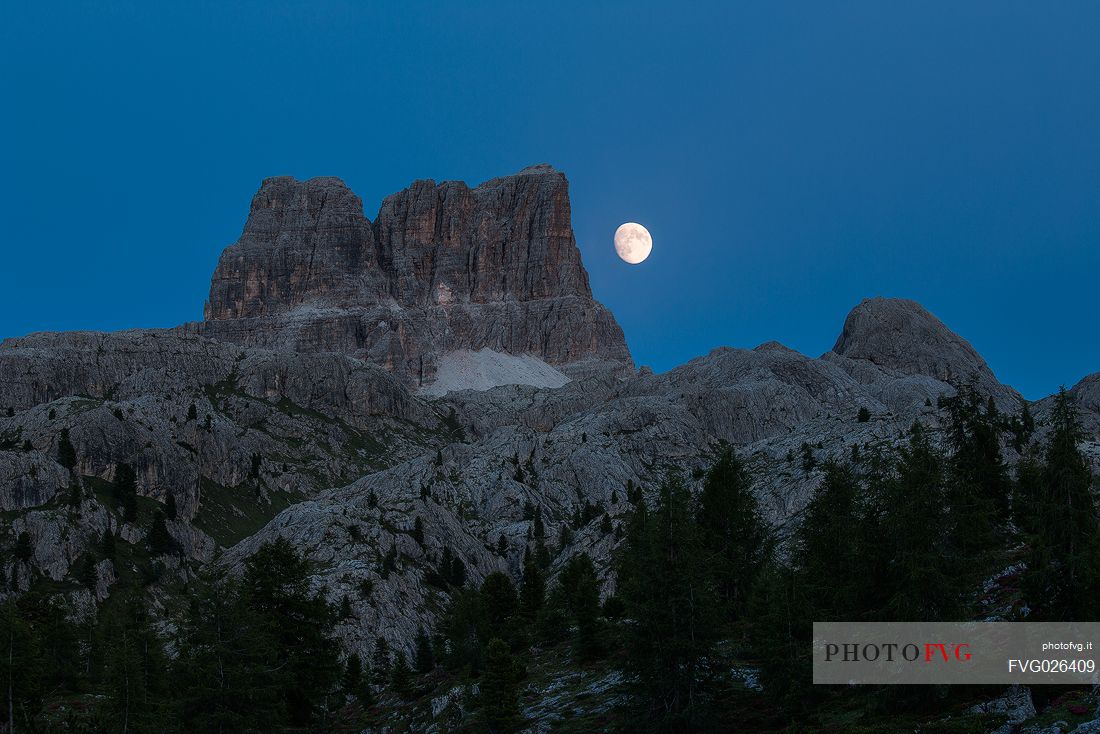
[813,622,1100,685]
[823,641,972,664]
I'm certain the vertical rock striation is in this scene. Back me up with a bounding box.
[194,165,633,387]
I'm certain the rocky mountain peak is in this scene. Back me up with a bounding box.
[194,166,633,388]
[833,297,991,382]
[204,175,380,321]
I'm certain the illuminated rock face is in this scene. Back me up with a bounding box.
[197,164,633,387]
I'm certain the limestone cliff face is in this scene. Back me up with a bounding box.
[197,165,633,385]
[829,297,1021,407]
[5,163,1100,669]
[204,176,384,321]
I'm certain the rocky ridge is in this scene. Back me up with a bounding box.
[190,164,633,387]
[1,166,1099,669]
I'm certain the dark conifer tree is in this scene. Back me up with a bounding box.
[240,538,341,726]
[697,447,770,621]
[794,460,864,619]
[449,553,467,587]
[19,594,81,694]
[748,560,808,703]
[343,653,372,704]
[102,592,172,733]
[390,651,413,699]
[519,555,545,619]
[14,531,33,563]
[617,474,719,729]
[174,559,284,731]
[147,510,174,555]
[871,425,963,620]
[800,442,817,472]
[1022,389,1100,620]
[380,541,398,579]
[371,636,390,685]
[0,601,44,732]
[67,481,82,507]
[479,638,522,734]
[77,554,98,589]
[550,553,603,658]
[940,385,1011,559]
[572,565,602,660]
[414,625,435,674]
[534,537,551,570]
[115,462,139,522]
[438,588,483,673]
[57,427,77,471]
[479,571,519,644]
[437,546,454,584]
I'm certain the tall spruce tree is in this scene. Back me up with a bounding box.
[519,554,545,619]
[697,447,770,621]
[147,510,174,555]
[114,462,139,522]
[555,553,602,660]
[414,625,435,674]
[750,461,865,709]
[439,588,483,673]
[19,593,81,693]
[870,425,963,621]
[57,428,77,472]
[794,460,865,619]
[748,559,809,704]
[1022,389,1100,620]
[174,560,283,731]
[479,572,519,646]
[479,638,522,734]
[342,653,372,704]
[240,538,341,726]
[372,636,391,684]
[940,385,1011,562]
[390,651,413,699]
[102,592,172,734]
[617,474,719,730]
[0,601,44,732]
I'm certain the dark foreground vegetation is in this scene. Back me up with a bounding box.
[2,388,1098,732]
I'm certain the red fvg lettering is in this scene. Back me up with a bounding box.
[925,643,971,662]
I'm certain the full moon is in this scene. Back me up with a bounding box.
[614,222,652,264]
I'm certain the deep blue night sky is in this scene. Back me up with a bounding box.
[2,2,1099,399]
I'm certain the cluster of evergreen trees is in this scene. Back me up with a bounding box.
[609,387,1099,730]
[431,546,607,731]
[2,386,1096,733]
[754,388,1099,696]
[1,538,348,732]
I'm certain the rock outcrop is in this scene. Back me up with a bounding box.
[194,165,633,387]
[3,164,1098,671]
[226,299,1044,659]
[0,328,451,583]
[829,297,1021,407]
